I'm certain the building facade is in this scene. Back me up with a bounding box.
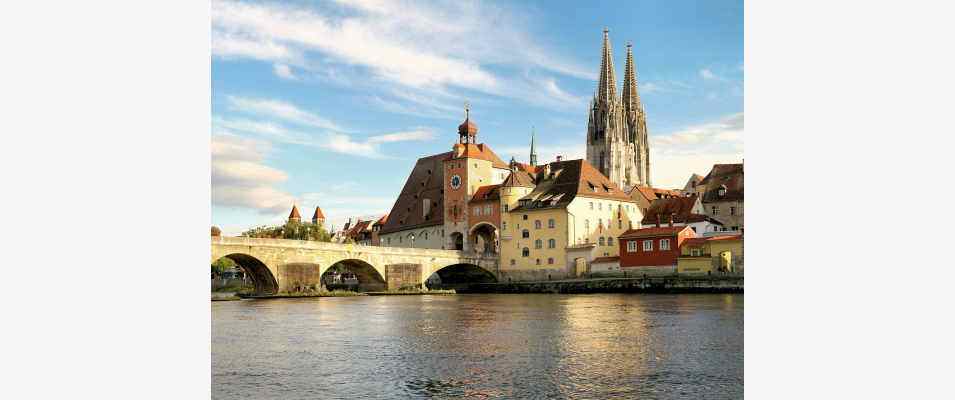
[586,29,651,190]
[618,225,696,275]
[699,163,744,232]
[677,234,744,274]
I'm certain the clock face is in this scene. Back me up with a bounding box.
[450,175,462,189]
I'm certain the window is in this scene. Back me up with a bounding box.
[510,259,516,266]
[503,204,508,212]
[424,232,429,240]
[485,205,492,215]
[523,215,528,220]
[535,239,542,249]
[589,202,594,210]
[718,185,727,197]
[522,247,530,257]
[627,240,637,252]
[502,222,507,231]
[643,240,653,251]
[548,257,554,265]
[599,237,605,246]
[691,248,701,257]
[660,239,671,250]
[387,238,392,244]
[473,207,480,216]
[732,226,739,231]
[618,220,622,229]
[730,206,737,216]
[536,258,541,265]
[711,206,719,216]
[585,220,590,231]
[548,218,555,228]
[522,229,529,238]
[629,221,633,229]
[534,220,542,229]
[548,239,556,248]
[598,203,602,210]
[608,237,614,246]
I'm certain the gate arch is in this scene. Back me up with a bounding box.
[215,253,278,295]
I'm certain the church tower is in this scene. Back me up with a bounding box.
[585,29,651,190]
[529,127,538,166]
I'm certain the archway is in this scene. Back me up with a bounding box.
[449,232,464,250]
[425,263,498,290]
[468,222,499,255]
[322,259,386,292]
[215,253,278,295]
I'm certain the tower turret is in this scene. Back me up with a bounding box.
[288,204,301,223]
[529,127,538,166]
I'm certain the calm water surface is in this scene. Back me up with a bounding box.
[213,294,742,399]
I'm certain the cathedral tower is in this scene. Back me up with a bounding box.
[585,29,651,190]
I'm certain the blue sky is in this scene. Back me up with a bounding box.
[211,0,743,234]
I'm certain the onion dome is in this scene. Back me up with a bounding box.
[458,103,478,142]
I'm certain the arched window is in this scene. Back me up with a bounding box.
[608,237,614,246]
[536,258,541,265]
[522,229,529,238]
[718,185,727,197]
[535,239,542,249]
[548,239,556,248]
[534,220,541,229]
[522,247,530,257]
[599,237,605,246]
[548,218,555,228]
[548,257,554,265]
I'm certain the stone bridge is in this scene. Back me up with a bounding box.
[212,236,500,295]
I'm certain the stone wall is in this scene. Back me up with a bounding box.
[386,263,422,290]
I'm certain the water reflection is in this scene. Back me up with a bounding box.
[213,294,743,399]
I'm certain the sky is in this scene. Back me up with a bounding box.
[211,0,744,235]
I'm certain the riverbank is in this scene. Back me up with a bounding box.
[235,288,457,299]
[464,275,743,294]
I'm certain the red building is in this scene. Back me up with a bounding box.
[618,224,696,272]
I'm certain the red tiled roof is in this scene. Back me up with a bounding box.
[619,225,693,239]
[375,213,389,226]
[471,184,502,202]
[288,205,301,219]
[502,169,535,187]
[452,143,508,168]
[641,195,710,225]
[380,152,451,234]
[312,206,325,220]
[684,234,742,247]
[700,163,743,202]
[511,159,635,212]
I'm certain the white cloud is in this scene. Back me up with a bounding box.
[366,129,434,144]
[273,64,297,80]
[211,0,592,112]
[649,112,744,188]
[321,128,435,158]
[700,68,718,80]
[211,134,295,214]
[227,95,343,131]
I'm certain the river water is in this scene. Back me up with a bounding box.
[213,294,743,399]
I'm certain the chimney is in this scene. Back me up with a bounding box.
[656,214,661,228]
[668,213,674,227]
[556,155,563,162]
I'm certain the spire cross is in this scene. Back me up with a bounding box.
[464,101,470,119]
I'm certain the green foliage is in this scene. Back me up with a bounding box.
[240,220,332,242]
[212,257,236,275]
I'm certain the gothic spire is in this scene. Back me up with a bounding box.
[529,126,538,166]
[622,41,642,118]
[597,28,617,105]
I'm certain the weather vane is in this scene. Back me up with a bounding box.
[464,101,470,118]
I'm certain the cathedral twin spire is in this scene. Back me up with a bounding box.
[597,28,618,106]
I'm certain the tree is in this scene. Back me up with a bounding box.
[212,257,236,276]
[241,221,332,242]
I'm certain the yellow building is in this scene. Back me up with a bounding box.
[498,158,642,281]
[677,234,744,274]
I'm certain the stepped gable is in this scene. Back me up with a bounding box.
[379,151,451,235]
[511,159,632,212]
[699,163,744,202]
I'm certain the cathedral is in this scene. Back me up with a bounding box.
[586,29,652,190]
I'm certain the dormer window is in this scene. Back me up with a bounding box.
[718,185,727,197]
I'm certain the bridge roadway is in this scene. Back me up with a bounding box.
[212,237,499,295]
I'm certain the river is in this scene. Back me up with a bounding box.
[213,294,743,399]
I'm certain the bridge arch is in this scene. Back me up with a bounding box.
[323,258,386,292]
[425,262,498,290]
[215,253,278,295]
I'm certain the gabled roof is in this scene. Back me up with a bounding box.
[510,159,634,212]
[471,184,502,202]
[619,225,693,239]
[683,174,705,191]
[374,213,389,226]
[700,163,744,202]
[379,152,451,235]
[502,169,535,188]
[451,143,508,168]
[641,195,704,225]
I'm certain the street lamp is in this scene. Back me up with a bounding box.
[410,233,415,248]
